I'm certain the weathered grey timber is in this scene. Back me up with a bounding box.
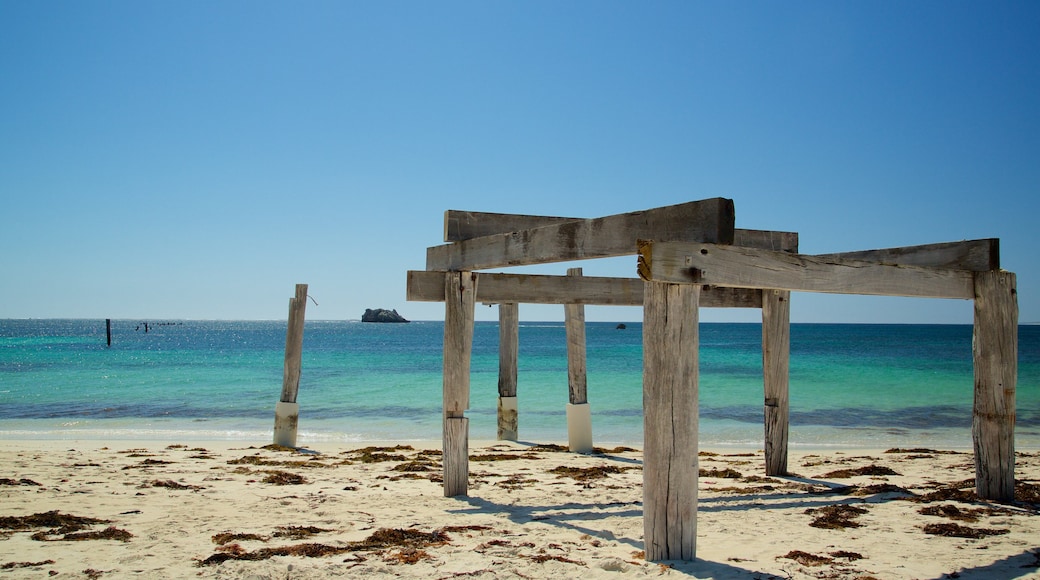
[280,284,308,404]
[566,268,588,406]
[426,198,735,271]
[274,283,307,448]
[640,242,976,299]
[814,239,998,272]
[443,272,476,496]
[407,270,763,308]
[762,290,791,476]
[972,270,1018,501]
[442,209,797,253]
[497,303,519,441]
[407,197,1019,563]
[642,281,699,562]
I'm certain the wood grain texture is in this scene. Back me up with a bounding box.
[642,242,976,299]
[443,210,797,252]
[443,272,476,415]
[814,239,998,272]
[972,270,1018,501]
[408,270,762,308]
[443,416,469,497]
[762,290,790,476]
[426,198,735,271]
[565,268,588,405]
[497,303,519,441]
[642,281,699,562]
[279,284,308,404]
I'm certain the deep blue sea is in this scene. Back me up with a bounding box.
[1,319,1038,449]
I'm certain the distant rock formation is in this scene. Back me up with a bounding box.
[362,308,409,323]
[616,323,627,330]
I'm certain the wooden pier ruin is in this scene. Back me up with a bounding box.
[406,198,1018,562]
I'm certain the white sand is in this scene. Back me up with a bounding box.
[1,440,1038,579]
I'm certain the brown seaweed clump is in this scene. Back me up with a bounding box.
[199,526,452,567]
[261,470,308,485]
[819,465,900,479]
[922,522,1009,538]
[699,467,743,479]
[781,550,834,567]
[805,504,869,529]
[548,465,633,481]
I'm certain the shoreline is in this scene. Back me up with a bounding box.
[1,439,1038,579]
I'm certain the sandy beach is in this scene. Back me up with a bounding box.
[1,440,1038,579]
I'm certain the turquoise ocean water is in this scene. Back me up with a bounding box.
[1,319,1038,449]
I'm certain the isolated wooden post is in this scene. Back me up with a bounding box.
[444,271,476,497]
[565,268,593,453]
[498,302,519,441]
[274,283,308,447]
[762,290,791,476]
[106,319,112,347]
[643,281,699,562]
[972,270,1017,501]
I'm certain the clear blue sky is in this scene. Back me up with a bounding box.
[2,1,1037,323]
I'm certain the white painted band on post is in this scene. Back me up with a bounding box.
[273,401,300,448]
[498,396,518,441]
[566,402,593,453]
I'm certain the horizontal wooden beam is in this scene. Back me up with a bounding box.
[443,209,798,252]
[813,239,999,272]
[408,270,763,308]
[426,198,735,271]
[638,242,976,299]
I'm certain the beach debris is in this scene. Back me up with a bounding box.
[548,465,634,481]
[33,526,133,543]
[121,458,173,470]
[140,479,204,491]
[261,470,308,485]
[780,550,833,566]
[804,504,869,529]
[922,522,1010,538]
[1016,481,1040,505]
[1,560,55,570]
[0,478,41,486]
[0,511,108,532]
[471,453,539,462]
[699,467,742,478]
[819,465,900,479]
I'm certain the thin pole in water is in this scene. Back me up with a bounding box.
[106,319,112,347]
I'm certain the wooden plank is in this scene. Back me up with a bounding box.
[815,239,998,272]
[426,198,735,271]
[972,270,1017,501]
[443,210,798,252]
[443,272,476,415]
[408,270,763,308]
[565,268,588,405]
[443,417,469,497]
[762,290,790,476]
[642,281,699,562]
[279,284,308,404]
[640,242,976,299]
[497,303,519,441]
[445,211,578,242]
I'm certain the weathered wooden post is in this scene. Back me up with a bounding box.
[273,283,307,448]
[565,268,593,453]
[762,289,791,476]
[642,281,700,561]
[498,302,519,441]
[444,271,476,497]
[972,270,1017,501]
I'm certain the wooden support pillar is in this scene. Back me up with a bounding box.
[498,302,519,441]
[565,268,593,453]
[444,271,476,497]
[762,290,791,476]
[274,283,308,448]
[972,270,1017,501]
[643,281,699,562]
